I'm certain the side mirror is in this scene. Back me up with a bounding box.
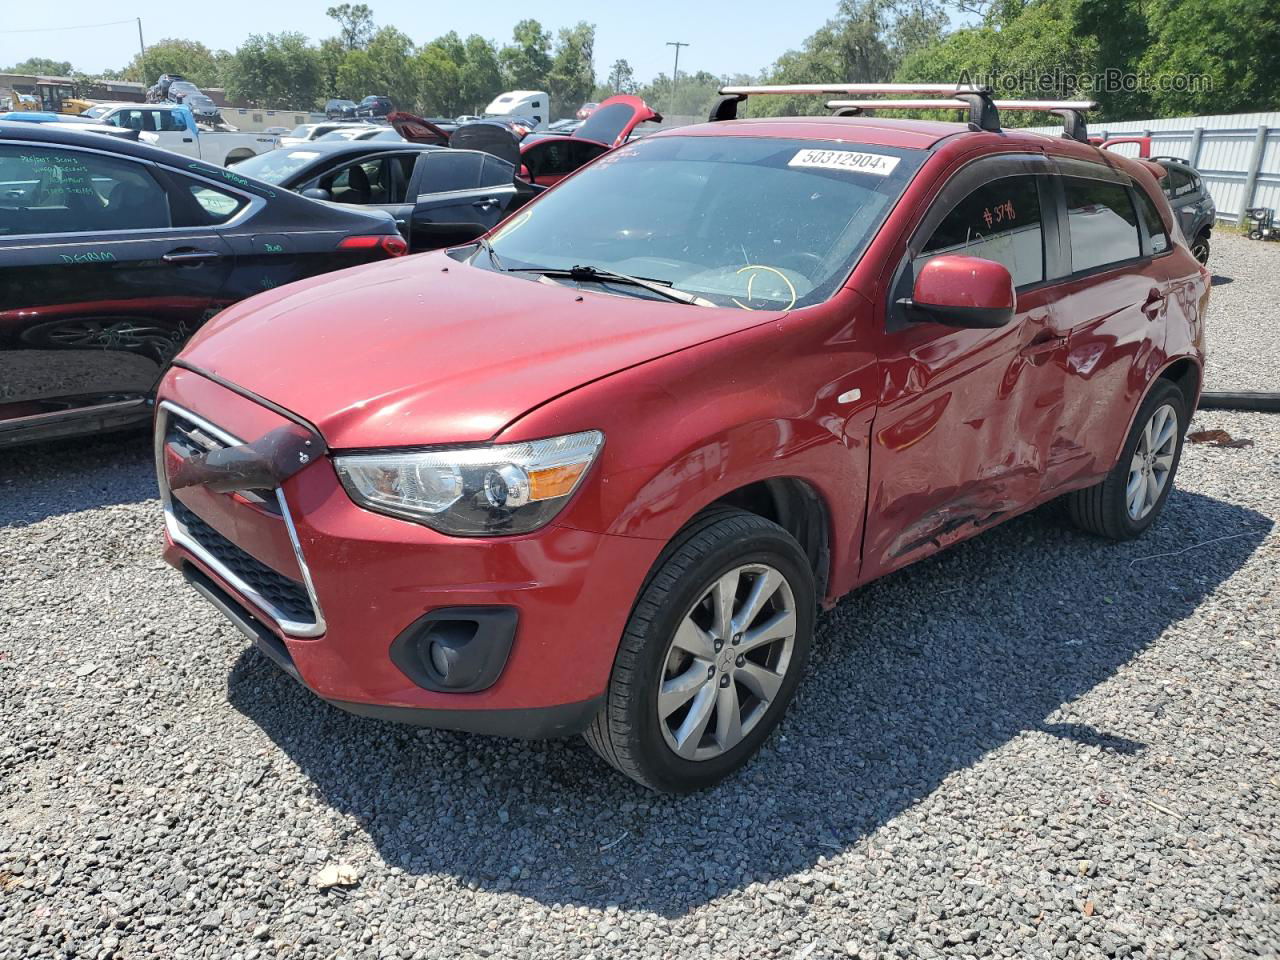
[905,255,1015,328]
[301,187,332,202]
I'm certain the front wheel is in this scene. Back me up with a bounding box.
[584,509,815,792]
[1065,379,1187,540]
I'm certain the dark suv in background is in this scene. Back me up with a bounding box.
[356,96,393,120]
[325,99,357,120]
[1155,157,1215,263]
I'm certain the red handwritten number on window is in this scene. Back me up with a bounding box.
[981,200,1016,230]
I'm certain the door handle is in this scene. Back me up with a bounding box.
[182,137,194,143]
[162,249,222,264]
[1019,332,1066,362]
[1141,288,1166,320]
[472,198,500,210]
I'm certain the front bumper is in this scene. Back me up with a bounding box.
[157,367,661,736]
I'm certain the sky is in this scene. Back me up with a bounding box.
[1,0,847,84]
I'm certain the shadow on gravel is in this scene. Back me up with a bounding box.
[0,428,154,528]
[228,488,1271,916]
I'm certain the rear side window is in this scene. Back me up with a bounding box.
[1064,177,1141,272]
[918,174,1044,287]
[0,144,171,236]
[1132,188,1170,254]
[1161,166,1192,199]
[176,179,247,225]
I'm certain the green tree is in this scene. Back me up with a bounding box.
[417,32,465,115]
[326,3,376,50]
[317,36,349,100]
[224,32,324,110]
[459,35,504,113]
[5,57,73,75]
[547,22,596,118]
[118,39,225,87]
[895,0,1102,121]
[336,26,419,110]
[500,19,552,89]
[1139,0,1280,115]
[605,58,637,95]
[741,0,951,118]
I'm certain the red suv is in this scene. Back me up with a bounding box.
[155,88,1208,792]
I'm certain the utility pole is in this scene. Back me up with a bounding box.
[136,18,148,87]
[666,41,689,101]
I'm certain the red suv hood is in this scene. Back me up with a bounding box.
[179,252,782,449]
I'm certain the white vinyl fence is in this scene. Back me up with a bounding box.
[1023,111,1280,224]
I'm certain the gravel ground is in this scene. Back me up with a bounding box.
[1202,231,1280,393]
[2,247,1278,959]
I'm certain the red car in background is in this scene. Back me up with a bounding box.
[156,87,1208,792]
[390,94,662,187]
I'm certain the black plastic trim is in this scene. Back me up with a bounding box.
[182,563,302,683]
[327,694,605,739]
[1198,391,1280,413]
[389,606,519,693]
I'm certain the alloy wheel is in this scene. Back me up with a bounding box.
[1127,403,1178,520]
[656,563,797,761]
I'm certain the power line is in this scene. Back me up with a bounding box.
[0,19,138,35]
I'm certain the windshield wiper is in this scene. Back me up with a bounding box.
[472,235,506,272]
[506,264,710,306]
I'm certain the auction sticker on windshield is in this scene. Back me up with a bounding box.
[788,149,900,176]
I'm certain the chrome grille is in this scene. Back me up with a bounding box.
[157,402,326,637]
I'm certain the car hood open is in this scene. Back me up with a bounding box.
[178,252,784,449]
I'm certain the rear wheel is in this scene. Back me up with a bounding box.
[1191,231,1210,264]
[1065,379,1187,540]
[584,508,814,792]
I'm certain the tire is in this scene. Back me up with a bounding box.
[1065,379,1187,540]
[1191,231,1210,264]
[584,508,815,792]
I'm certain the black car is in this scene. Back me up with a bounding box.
[355,95,393,119]
[232,141,535,250]
[1154,157,1216,264]
[325,99,357,120]
[0,122,407,448]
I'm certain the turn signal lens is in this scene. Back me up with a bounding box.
[528,462,588,500]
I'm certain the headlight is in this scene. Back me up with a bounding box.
[333,430,603,536]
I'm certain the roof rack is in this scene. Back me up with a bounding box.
[709,84,1097,143]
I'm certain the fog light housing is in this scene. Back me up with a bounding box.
[389,607,518,693]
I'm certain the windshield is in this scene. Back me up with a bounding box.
[233,148,322,185]
[486,136,924,309]
[82,105,109,118]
